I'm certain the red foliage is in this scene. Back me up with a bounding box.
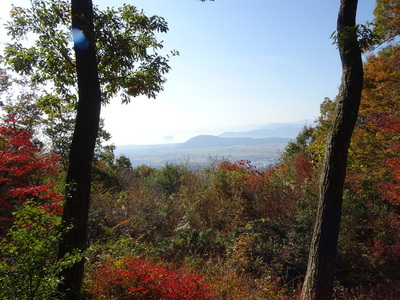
[373,112,400,205]
[89,256,214,299]
[0,115,62,223]
[292,152,316,185]
[215,159,302,224]
[218,159,277,190]
[218,159,257,173]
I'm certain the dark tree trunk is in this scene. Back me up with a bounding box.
[58,0,101,298]
[301,0,363,299]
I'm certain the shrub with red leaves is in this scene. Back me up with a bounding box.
[89,255,214,299]
[0,115,62,226]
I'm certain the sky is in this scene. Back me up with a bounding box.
[1,0,376,145]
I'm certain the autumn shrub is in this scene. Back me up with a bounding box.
[203,258,287,300]
[225,217,310,291]
[189,159,315,292]
[0,115,62,230]
[201,160,284,232]
[89,162,155,243]
[88,255,215,299]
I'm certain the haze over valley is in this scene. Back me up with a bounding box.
[115,122,306,168]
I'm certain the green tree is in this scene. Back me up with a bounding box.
[115,155,133,171]
[301,0,364,298]
[306,97,337,163]
[145,163,184,197]
[2,0,176,297]
[284,125,314,159]
[3,0,176,164]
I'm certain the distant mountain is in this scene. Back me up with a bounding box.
[219,124,305,139]
[175,135,290,149]
[114,121,310,167]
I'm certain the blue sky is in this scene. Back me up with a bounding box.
[1,0,376,145]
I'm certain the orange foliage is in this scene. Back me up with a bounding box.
[349,46,400,205]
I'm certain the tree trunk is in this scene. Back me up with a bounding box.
[301,0,363,299]
[58,0,101,298]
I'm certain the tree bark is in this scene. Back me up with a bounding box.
[58,0,101,298]
[301,0,363,299]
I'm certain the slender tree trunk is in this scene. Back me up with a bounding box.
[58,0,101,298]
[301,0,363,299]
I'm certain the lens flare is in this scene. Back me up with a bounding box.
[72,28,89,50]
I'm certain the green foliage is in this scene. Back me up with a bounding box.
[3,0,177,105]
[145,163,184,196]
[307,97,336,163]
[0,70,10,94]
[95,4,178,102]
[284,125,314,159]
[331,23,379,52]
[116,155,133,171]
[0,202,81,300]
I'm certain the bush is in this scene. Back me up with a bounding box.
[145,163,184,196]
[89,255,214,299]
[0,201,81,300]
